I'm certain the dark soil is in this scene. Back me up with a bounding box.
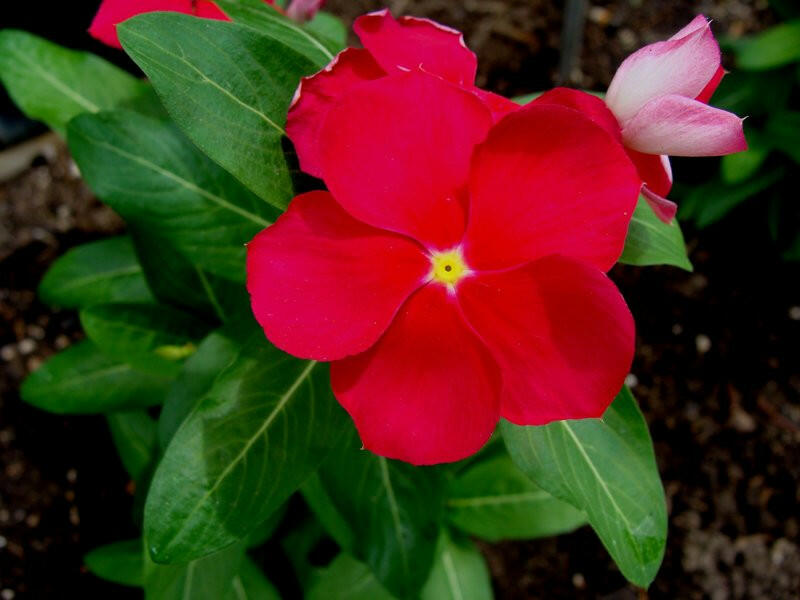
[1,1,798,599]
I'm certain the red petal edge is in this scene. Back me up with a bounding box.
[246,191,429,361]
[331,284,501,465]
[457,255,635,425]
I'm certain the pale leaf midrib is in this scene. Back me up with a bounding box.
[81,134,272,227]
[560,420,647,575]
[9,44,100,112]
[122,27,286,135]
[442,547,464,600]
[56,265,142,291]
[446,490,551,508]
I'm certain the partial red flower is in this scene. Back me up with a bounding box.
[534,15,746,222]
[285,9,517,178]
[89,0,277,48]
[248,70,640,465]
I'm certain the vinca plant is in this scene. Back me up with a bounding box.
[0,1,746,597]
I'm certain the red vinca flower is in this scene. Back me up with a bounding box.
[533,15,746,222]
[285,9,517,179]
[247,70,641,465]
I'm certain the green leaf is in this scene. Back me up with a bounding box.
[447,452,586,542]
[307,554,395,600]
[765,110,800,163]
[119,13,319,208]
[301,472,356,551]
[734,20,800,70]
[158,318,256,450]
[305,12,348,54]
[246,502,288,549]
[216,0,336,66]
[711,69,792,117]
[80,303,209,378]
[144,335,350,563]
[721,128,770,183]
[144,542,245,600]
[316,437,444,599]
[234,558,281,599]
[420,530,493,600]
[282,517,328,588]
[107,411,158,482]
[38,236,154,308]
[619,196,693,270]
[85,539,144,587]
[143,542,279,599]
[130,229,249,322]
[512,92,543,105]
[0,30,153,134]
[783,233,800,261]
[681,168,785,228]
[501,387,667,588]
[68,111,276,281]
[513,90,603,105]
[21,340,172,414]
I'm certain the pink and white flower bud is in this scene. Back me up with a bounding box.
[286,0,324,22]
[606,15,745,158]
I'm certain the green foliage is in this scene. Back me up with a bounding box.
[85,539,145,587]
[619,196,693,270]
[308,553,396,600]
[38,236,154,308]
[107,411,158,482]
[306,11,349,54]
[118,13,319,208]
[157,319,254,449]
[68,111,277,281]
[502,387,667,587]
[733,20,800,70]
[315,434,445,599]
[215,0,339,64]
[80,303,209,377]
[144,335,350,563]
[679,167,785,228]
[21,341,172,414]
[420,530,493,600]
[129,229,250,322]
[0,30,154,134]
[447,452,586,541]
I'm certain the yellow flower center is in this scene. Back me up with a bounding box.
[429,248,469,288]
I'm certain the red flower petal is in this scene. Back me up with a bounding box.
[696,65,725,104]
[246,191,429,361]
[641,185,678,223]
[286,48,385,178]
[195,0,231,19]
[354,9,477,86]
[627,149,672,198]
[89,0,195,48]
[320,71,492,250]
[462,103,640,272]
[532,87,622,142]
[331,285,501,465]
[470,89,519,122]
[457,256,634,425]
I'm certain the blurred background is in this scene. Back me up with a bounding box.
[1,0,798,598]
